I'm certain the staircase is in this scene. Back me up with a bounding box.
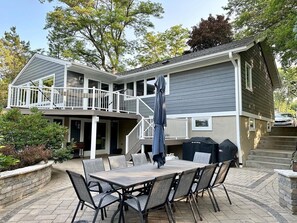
[246,127,297,169]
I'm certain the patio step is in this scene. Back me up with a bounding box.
[245,135,296,169]
[245,160,290,169]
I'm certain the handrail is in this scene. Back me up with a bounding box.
[7,85,153,116]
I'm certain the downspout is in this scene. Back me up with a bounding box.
[229,52,243,167]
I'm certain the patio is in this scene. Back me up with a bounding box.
[1,158,297,223]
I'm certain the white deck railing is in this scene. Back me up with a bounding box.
[125,117,189,154]
[7,85,153,116]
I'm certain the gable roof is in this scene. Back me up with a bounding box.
[118,36,256,76]
[117,36,281,89]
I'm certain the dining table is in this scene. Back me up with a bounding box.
[90,159,207,223]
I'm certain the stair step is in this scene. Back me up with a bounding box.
[246,160,290,169]
[247,155,291,164]
[249,149,293,157]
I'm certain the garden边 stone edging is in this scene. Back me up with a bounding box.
[0,160,53,208]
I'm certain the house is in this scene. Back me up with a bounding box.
[6,36,281,166]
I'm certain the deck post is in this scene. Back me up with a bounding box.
[7,84,12,108]
[90,115,99,159]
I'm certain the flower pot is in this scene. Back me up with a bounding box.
[293,161,297,172]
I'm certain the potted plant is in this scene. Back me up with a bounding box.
[291,149,297,172]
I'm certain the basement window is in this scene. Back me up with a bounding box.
[249,118,255,131]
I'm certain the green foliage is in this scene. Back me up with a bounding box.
[224,0,297,68]
[0,151,19,170]
[0,27,32,107]
[44,0,164,72]
[131,25,189,67]
[0,108,72,167]
[187,14,233,51]
[0,108,67,151]
[274,67,297,113]
[0,145,51,171]
[52,141,74,163]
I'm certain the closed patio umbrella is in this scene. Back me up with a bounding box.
[152,75,167,168]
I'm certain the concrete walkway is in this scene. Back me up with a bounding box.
[1,158,297,223]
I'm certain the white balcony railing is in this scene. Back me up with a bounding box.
[7,85,154,116]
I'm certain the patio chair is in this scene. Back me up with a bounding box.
[123,173,177,223]
[131,153,148,166]
[66,170,119,223]
[168,168,202,222]
[191,163,218,212]
[147,152,153,163]
[82,158,113,193]
[209,159,233,211]
[108,155,127,170]
[193,152,211,164]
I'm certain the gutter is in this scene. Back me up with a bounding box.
[229,52,243,167]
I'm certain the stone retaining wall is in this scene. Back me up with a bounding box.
[275,169,297,215]
[0,161,53,208]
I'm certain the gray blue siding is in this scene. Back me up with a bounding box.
[142,62,235,115]
[240,45,274,119]
[14,57,65,87]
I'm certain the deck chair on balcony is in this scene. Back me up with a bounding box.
[191,163,218,212]
[108,155,127,170]
[168,168,202,222]
[193,152,211,164]
[131,153,148,166]
[123,173,177,223]
[209,159,233,211]
[66,170,119,223]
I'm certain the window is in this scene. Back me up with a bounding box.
[126,82,134,96]
[146,78,155,95]
[249,118,255,131]
[267,121,271,132]
[192,117,212,131]
[125,74,169,98]
[136,80,144,96]
[245,62,253,91]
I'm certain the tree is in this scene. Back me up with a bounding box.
[132,25,189,67]
[224,0,297,68]
[0,27,32,107]
[274,67,297,113]
[44,0,164,73]
[187,14,233,51]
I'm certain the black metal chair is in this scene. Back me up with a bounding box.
[123,173,177,223]
[191,163,218,212]
[131,153,148,166]
[209,159,233,211]
[168,168,202,222]
[66,170,119,223]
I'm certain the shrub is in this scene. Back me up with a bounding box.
[0,145,52,171]
[0,108,73,170]
[0,153,19,170]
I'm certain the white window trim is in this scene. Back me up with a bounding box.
[192,116,212,131]
[245,62,252,91]
[124,74,170,100]
[249,118,256,131]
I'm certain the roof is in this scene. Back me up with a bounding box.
[118,36,256,76]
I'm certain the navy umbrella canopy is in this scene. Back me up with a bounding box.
[152,75,167,168]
